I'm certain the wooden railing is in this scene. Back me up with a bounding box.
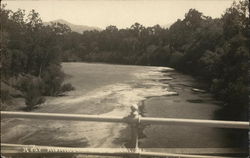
[1,111,249,158]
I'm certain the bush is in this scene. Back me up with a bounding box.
[25,86,45,111]
[17,75,46,111]
[61,83,75,93]
[42,64,65,96]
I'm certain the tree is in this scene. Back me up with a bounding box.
[1,5,74,106]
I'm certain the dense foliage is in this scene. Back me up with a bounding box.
[1,5,73,110]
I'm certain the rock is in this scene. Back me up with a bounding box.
[191,88,206,93]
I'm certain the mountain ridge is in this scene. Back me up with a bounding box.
[44,19,102,33]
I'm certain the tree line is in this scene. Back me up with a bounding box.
[1,5,74,110]
[1,0,249,118]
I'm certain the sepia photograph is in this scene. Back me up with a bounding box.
[0,0,249,157]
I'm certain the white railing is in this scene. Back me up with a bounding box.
[1,111,248,129]
[1,111,249,158]
[1,143,239,158]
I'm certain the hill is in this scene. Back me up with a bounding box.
[44,19,102,33]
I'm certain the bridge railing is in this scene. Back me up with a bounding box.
[1,111,248,129]
[1,111,249,158]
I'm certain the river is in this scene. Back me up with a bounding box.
[1,62,247,155]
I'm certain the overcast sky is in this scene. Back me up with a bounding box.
[4,0,235,29]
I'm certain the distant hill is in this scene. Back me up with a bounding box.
[44,19,102,33]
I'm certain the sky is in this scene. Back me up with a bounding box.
[3,0,235,29]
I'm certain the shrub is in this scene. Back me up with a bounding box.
[61,83,75,93]
[17,75,46,111]
[42,64,65,96]
[25,86,45,111]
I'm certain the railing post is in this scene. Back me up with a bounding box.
[129,105,140,158]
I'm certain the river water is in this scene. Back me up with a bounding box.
[1,62,247,154]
